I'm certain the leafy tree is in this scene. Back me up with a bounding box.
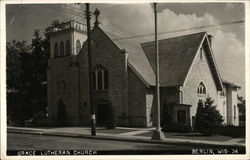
[7,40,31,123]
[195,99,204,131]
[195,97,224,136]
[7,20,61,125]
[7,31,49,124]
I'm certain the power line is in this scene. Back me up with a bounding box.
[8,4,245,47]
[42,4,146,42]
[37,4,147,42]
[98,18,149,42]
[14,4,145,44]
[8,5,24,26]
[114,20,245,41]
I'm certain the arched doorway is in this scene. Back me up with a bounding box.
[57,98,67,126]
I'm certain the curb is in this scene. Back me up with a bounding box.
[8,129,245,149]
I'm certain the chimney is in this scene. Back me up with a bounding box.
[208,34,213,48]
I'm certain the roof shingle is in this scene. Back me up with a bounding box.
[142,32,206,86]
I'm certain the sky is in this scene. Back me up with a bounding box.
[5,2,246,97]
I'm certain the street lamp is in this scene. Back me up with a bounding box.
[151,3,165,141]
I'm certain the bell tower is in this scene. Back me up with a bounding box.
[47,20,88,125]
[48,20,88,59]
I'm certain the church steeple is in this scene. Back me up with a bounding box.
[94,8,100,27]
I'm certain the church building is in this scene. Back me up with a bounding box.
[47,11,240,128]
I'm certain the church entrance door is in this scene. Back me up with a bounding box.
[57,98,67,126]
[96,103,109,126]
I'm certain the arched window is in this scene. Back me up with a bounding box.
[93,65,108,91]
[66,40,70,56]
[76,39,81,54]
[197,82,206,95]
[60,41,64,56]
[54,43,59,58]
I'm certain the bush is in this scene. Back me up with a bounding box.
[162,123,191,133]
[105,105,116,129]
[218,126,245,138]
[195,97,224,136]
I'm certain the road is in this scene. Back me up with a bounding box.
[7,133,244,155]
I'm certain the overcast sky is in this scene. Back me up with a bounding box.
[5,2,246,97]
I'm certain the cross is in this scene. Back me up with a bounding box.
[94,8,100,26]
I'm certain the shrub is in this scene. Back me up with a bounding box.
[105,105,116,129]
[218,126,245,138]
[195,97,224,136]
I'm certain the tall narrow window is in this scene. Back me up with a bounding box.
[104,70,108,90]
[197,82,206,95]
[54,43,59,58]
[60,41,64,56]
[66,40,70,56]
[97,70,102,90]
[93,65,108,91]
[76,39,81,54]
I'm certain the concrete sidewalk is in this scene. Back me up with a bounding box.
[7,126,245,148]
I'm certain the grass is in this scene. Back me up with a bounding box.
[136,131,232,142]
[97,128,136,134]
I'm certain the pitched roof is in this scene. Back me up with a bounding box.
[103,28,156,86]
[142,32,206,86]
[88,26,223,90]
[222,79,241,89]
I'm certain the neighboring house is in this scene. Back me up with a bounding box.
[217,79,241,126]
[47,17,240,128]
[237,96,245,126]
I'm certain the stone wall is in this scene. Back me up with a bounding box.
[78,27,129,126]
[127,67,149,127]
[47,56,80,125]
[181,44,219,127]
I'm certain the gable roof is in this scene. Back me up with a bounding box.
[222,79,241,89]
[142,32,205,86]
[101,27,156,86]
[79,25,155,86]
[141,32,223,90]
[82,25,223,90]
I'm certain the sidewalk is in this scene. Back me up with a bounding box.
[7,126,245,148]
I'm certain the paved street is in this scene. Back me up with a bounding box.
[8,133,194,154]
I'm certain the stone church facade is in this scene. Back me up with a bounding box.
[47,18,240,128]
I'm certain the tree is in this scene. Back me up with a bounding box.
[7,20,60,125]
[195,99,204,131]
[7,30,49,124]
[195,97,224,136]
[7,40,31,123]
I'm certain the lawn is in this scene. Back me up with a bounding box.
[136,131,233,142]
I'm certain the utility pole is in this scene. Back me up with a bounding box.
[151,3,165,140]
[85,3,96,136]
